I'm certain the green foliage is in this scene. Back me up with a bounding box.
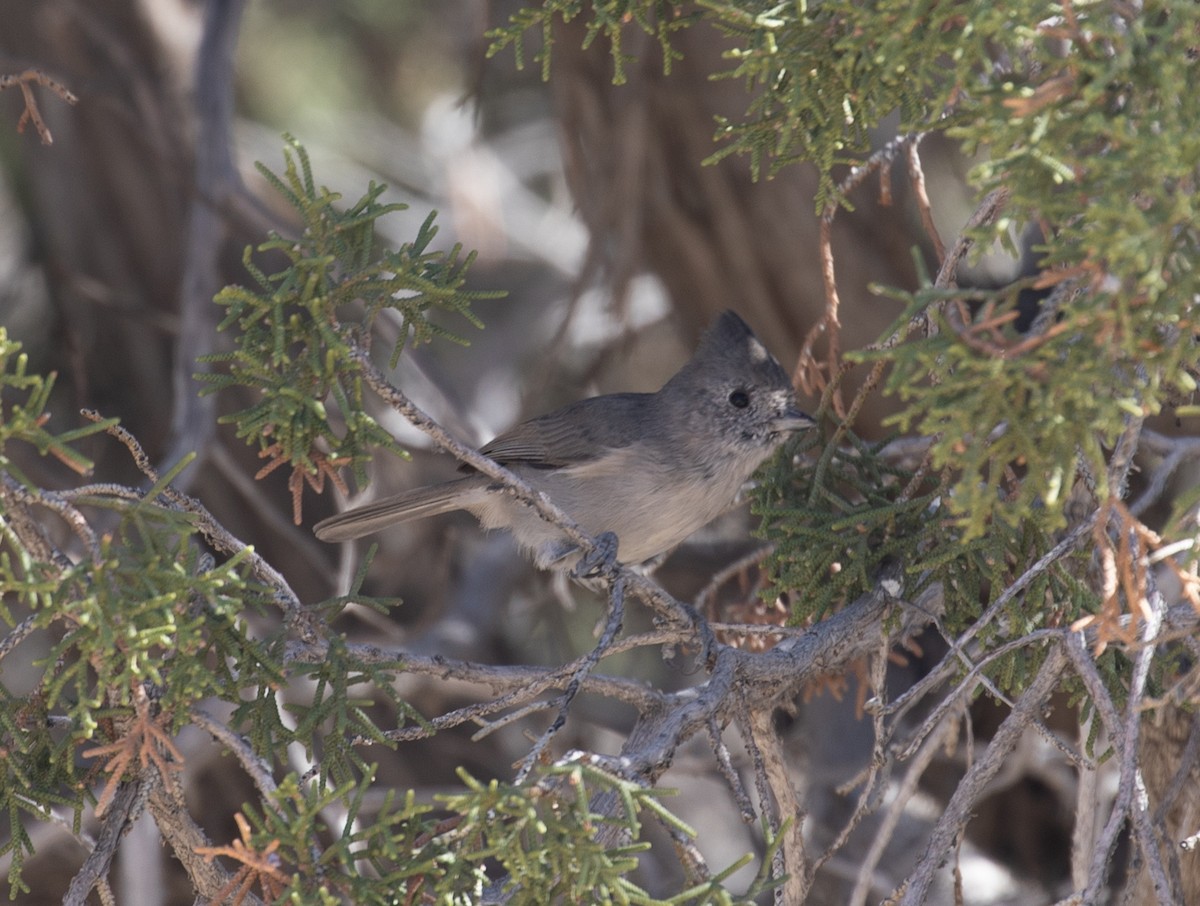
[199,762,767,905]
[487,1,691,84]
[432,762,765,905]
[853,286,1132,539]
[700,0,986,200]
[444,764,652,904]
[0,334,416,896]
[0,683,81,898]
[0,328,113,482]
[266,635,424,792]
[755,428,935,621]
[0,494,278,891]
[198,135,497,492]
[29,512,262,724]
[208,771,484,905]
[494,0,1200,247]
[959,4,1200,287]
[940,3,1200,460]
[0,331,268,893]
[755,425,1094,648]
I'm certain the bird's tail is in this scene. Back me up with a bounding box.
[313,477,484,542]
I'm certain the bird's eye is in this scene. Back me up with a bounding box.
[728,389,751,409]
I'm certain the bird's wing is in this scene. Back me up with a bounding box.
[476,393,652,469]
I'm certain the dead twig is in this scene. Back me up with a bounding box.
[0,69,77,145]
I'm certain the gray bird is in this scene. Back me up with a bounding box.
[314,310,814,569]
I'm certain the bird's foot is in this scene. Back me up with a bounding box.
[571,531,620,580]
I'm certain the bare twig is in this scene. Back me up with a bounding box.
[162,0,247,488]
[905,136,945,262]
[605,563,916,796]
[1131,431,1200,517]
[1081,576,1174,903]
[849,705,964,906]
[2,477,101,566]
[894,643,1069,905]
[1070,707,1104,890]
[517,576,627,782]
[326,641,667,711]
[695,544,773,618]
[63,779,142,906]
[932,187,1012,292]
[0,69,77,144]
[798,133,916,409]
[146,768,257,905]
[0,614,37,664]
[706,715,756,822]
[888,512,1096,726]
[289,639,664,745]
[191,707,279,803]
[893,627,1060,760]
[815,633,894,876]
[471,698,561,741]
[744,704,809,904]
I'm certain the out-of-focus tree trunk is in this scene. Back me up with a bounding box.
[0,0,193,458]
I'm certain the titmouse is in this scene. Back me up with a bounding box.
[314,310,815,568]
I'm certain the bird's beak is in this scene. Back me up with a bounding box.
[774,407,817,433]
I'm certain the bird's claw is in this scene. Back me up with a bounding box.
[572,531,620,579]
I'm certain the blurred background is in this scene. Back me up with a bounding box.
[0,1,1064,903]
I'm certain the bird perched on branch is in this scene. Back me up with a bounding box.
[315,310,814,570]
